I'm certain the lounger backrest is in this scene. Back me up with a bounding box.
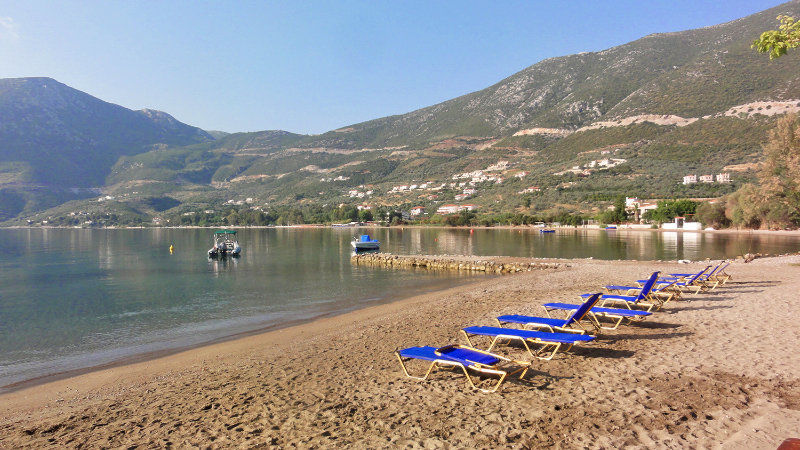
[437,346,500,365]
[637,272,660,300]
[717,261,730,275]
[687,266,712,284]
[704,261,724,279]
[566,293,602,325]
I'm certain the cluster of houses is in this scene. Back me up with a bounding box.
[435,204,478,215]
[625,197,659,222]
[554,158,627,176]
[354,204,478,218]
[320,175,351,182]
[224,198,257,206]
[181,209,216,216]
[682,173,731,185]
[348,188,374,198]
[388,182,445,193]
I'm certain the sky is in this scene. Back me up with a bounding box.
[0,1,790,134]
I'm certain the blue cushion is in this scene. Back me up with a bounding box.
[544,302,652,317]
[437,346,500,365]
[497,315,568,328]
[463,326,594,343]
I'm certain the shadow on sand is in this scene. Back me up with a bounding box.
[599,331,694,342]
[667,305,734,313]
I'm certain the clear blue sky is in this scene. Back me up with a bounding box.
[0,1,789,134]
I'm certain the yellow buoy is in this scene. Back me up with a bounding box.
[169,244,174,254]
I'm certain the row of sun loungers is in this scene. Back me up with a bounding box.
[395,260,732,392]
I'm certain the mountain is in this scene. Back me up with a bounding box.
[288,1,800,150]
[5,1,800,224]
[0,77,213,188]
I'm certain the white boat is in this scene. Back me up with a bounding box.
[351,234,380,251]
[208,230,242,258]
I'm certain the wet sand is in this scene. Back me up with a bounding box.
[1,256,799,448]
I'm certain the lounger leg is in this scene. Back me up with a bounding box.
[532,341,560,361]
[604,316,624,330]
[487,336,501,353]
[461,329,476,348]
[396,353,438,381]
[461,366,509,393]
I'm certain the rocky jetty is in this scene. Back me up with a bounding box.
[350,253,565,274]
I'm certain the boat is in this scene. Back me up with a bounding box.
[605,225,617,230]
[539,229,555,233]
[351,234,380,252]
[208,230,242,258]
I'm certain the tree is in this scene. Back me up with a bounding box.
[358,209,373,222]
[753,15,800,59]
[642,199,698,224]
[757,113,800,227]
[597,196,628,224]
[695,201,729,228]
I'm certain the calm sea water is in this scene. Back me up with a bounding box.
[0,227,798,388]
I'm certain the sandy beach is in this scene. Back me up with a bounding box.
[2,256,800,448]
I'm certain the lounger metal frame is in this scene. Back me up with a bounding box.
[495,293,603,335]
[542,305,643,331]
[395,345,529,393]
[460,329,578,361]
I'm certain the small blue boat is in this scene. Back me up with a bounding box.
[352,234,380,251]
[539,229,555,233]
[605,226,617,230]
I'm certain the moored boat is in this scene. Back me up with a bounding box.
[351,234,380,252]
[208,230,242,258]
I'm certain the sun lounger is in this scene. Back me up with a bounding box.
[604,281,685,300]
[543,302,652,330]
[660,261,726,291]
[461,326,595,360]
[395,345,530,393]
[669,261,722,279]
[582,271,663,311]
[709,261,732,284]
[612,267,709,298]
[496,293,602,334]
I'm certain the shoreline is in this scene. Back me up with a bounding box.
[0,271,502,418]
[2,255,799,446]
[0,273,488,395]
[5,223,800,237]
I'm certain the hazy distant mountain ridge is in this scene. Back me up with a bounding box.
[0,77,213,187]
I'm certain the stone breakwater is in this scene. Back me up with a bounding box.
[350,253,566,274]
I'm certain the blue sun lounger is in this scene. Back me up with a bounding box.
[608,268,707,299]
[461,326,595,360]
[543,302,653,330]
[647,266,710,295]
[658,261,728,290]
[496,293,602,334]
[662,261,730,292]
[710,261,732,284]
[395,345,530,393]
[668,261,723,279]
[583,271,662,312]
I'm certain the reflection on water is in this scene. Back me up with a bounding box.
[370,227,799,261]
[0,227,797,388]
[0,228,476,388]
